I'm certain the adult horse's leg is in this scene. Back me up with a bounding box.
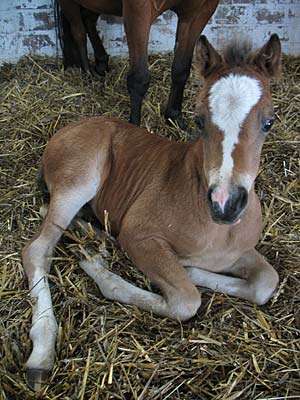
[186,249,279,305]
[57,0,81,69]
[82,9,110,76]
[123,2,152,126]
[59,0,96,77]
[165,2,219,129]
[23,182,99,390]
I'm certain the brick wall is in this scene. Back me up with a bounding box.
[0,0,57,63]
[0,0,299,64]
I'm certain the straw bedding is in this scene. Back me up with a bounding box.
[0,53,299,400]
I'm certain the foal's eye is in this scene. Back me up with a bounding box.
[262,119,274,132]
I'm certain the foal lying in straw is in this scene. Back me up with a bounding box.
[23,34,281,390]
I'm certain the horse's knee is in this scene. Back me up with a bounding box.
[23,237,46,275]
[169,289,201,321]
[22,224,59,277]
[253,267,279,306]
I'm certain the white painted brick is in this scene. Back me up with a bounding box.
[0,0,299,64]
[0,0,53,11]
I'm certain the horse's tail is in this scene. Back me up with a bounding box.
[37,166,50,202]
[54,0,81,68]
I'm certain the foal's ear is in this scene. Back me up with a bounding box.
[195,35,222,78]
[252,34,281,77]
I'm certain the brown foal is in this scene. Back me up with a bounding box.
[23,34,281,390]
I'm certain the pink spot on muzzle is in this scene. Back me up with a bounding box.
[210,186,229,212]
[208,184,249,225]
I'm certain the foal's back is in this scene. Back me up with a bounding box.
[42,117,193,233]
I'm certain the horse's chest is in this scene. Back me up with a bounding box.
[179,249,240,272]
[178,228,248,272]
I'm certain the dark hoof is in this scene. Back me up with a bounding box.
[94,62,110,77]
[167,117,186,131]
[26,368,50,391]
[91,68,103,80]
[129,115,141,127]
[81,68,102,81]
[165,112,186,131]
[176,117,186,131]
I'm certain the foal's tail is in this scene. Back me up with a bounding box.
[37,166,50,202]
[54,0,81,69]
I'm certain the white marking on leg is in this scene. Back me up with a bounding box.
[79,255,199,321]
[79,255,167,311]
[26,268,58,371]
[208,74,262,197]
[186,267,252,299]
[25,180,100,373]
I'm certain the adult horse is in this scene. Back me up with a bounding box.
[57,0,219,128]
[23,34,281,390]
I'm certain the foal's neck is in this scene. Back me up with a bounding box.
[164,137,209,203]
[187,138,207,186]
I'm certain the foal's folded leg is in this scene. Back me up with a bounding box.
[89,234,202,321]
[79,255,170,316]
[186,248,279,305]
[79,245,201,321]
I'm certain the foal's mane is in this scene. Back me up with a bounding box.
[222,39,253,67]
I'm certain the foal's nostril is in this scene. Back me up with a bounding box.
[239,187,248,209]
[212,201,222,214]
[207,185,225,217]
[208,185,248,224]
[230,187,248,212]
[207,186,214,205]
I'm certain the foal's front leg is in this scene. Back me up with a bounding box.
[80,237,201,321]
[186,249,279,305]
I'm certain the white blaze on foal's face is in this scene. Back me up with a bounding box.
[208,73,262,203]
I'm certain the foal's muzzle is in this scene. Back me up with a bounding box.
[207,185,248,225]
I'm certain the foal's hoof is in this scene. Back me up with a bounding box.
[26,368,50,391]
